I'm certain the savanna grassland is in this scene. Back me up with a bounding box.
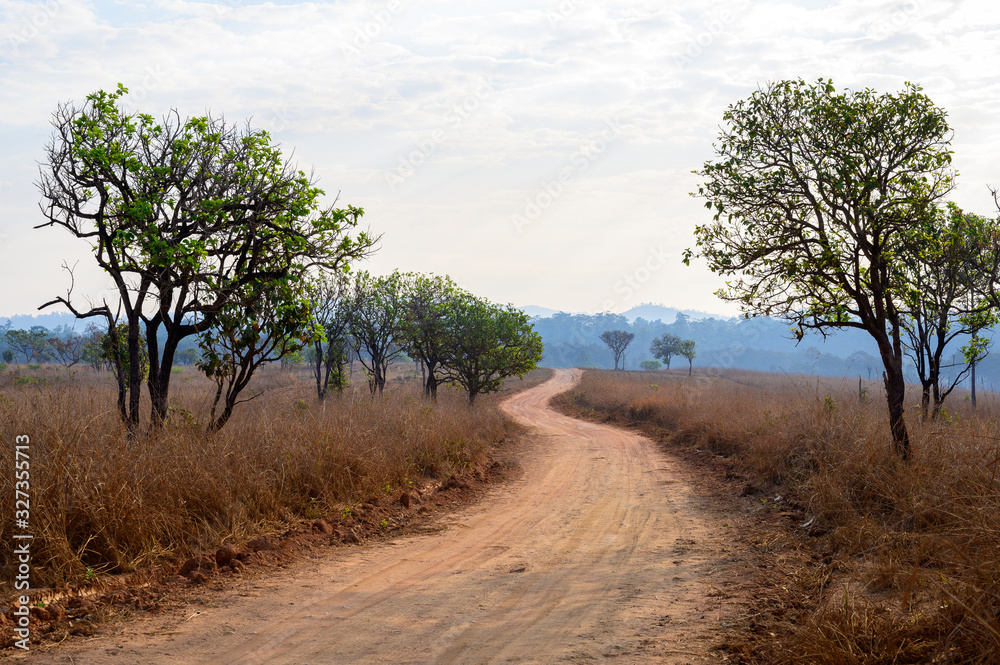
[0,362,549,597]
[555,368,1000,664]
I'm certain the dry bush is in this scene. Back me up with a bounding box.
[556,368,1000,663]
[0,362,526,593]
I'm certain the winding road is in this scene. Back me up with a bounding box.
[27,369,742,664]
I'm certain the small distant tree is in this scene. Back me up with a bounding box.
[309,271,355,400]
[600,330,635,370]
[678,339,696,375]
[439,295,544,405]
[176,347,199,366]
[198,278,321,431]
[899,203,999,420]
[2,350,13,364]
[650,333,681,369]
[640,359,661,371]
[349,271,406,395]
[80,325,106,370]
[5,328,51,364]
[48,334,86,367]
[399,273,461,400]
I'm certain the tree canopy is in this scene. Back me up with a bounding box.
[689,78,957,457]
[37,85,375,432]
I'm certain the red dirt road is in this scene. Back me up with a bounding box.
[23,369,745,664]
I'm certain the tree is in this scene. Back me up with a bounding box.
[898,203,999,420]
[37,85,375,433]
[348,271,406,395]
[678,339,696,376]
[439,294,544,405]
[688,79,956,459]
[102,322,150,419]
[640,359,661,371]
[197,277,320,431]
[650,333,681,369]
[48,334,86,367]
[4,328,50,363]
[2,350,13,364]
[309,270,355,400]
[399,273,461,400]
[600,330,635,370]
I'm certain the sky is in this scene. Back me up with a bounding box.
[2,0,1000,320]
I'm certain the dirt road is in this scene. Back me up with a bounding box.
[25,369,745,664]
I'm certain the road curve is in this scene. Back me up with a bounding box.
[28,369,734,664]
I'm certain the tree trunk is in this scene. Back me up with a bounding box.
[971,357,977,409]
[883,364,911,460]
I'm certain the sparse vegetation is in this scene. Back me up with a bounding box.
[0,364,536,593]
[555,368,1000,663]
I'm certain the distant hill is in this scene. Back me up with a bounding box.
[620,303,721,324]
[520,305,565,319]
[1,311,82,331]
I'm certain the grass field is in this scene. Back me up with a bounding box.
[0,362,548,595]
[555,368,1000,664]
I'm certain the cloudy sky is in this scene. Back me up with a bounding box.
[2,0,999,319]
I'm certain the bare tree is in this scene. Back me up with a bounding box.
[600,330,635,370]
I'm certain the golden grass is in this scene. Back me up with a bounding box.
[555,368,1000,664]
[0,362,538,594]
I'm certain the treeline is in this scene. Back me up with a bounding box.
[534,311,884,375]
[22,84,541,436]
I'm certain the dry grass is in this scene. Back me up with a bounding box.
[0,362,539,595]
[555,368,1000,664]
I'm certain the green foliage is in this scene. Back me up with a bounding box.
[39,84,375,431]
[348,271,407,395]
[650,333,681,369]
[690,78,954,326]
[639,359,661,371]
[600,330,636,370]
[398,273,462,399]
[689,78,957,457]
[1,350,12,364]
[439,294,544,404]
[101,323,149,389]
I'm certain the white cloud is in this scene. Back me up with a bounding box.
[2,0,1000,317]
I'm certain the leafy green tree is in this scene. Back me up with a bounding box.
[678,339,696,376]
[439,295,544,405]
[600,330,635,370]
[399,273,462,400]
[101,323,150,418]
[688,79,956,459]
[4,328,51,363]
[650,333,681,369]
[2,350,13,364]
[198,278,319,431]
[899,203,999,420]
[37,85,374,433]
[308,270,355,399]
[348,271,406,395]
[640,359,661,371]
[176,347,199,366]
